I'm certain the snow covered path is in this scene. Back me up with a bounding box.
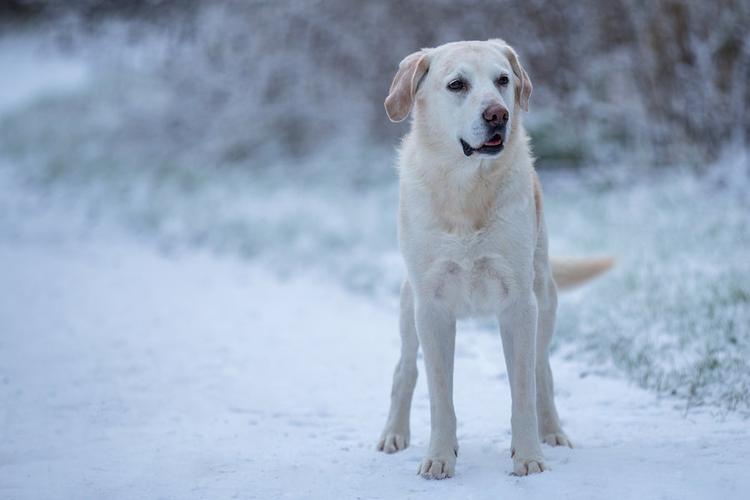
[1,231,749,499]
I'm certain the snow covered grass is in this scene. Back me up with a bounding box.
[544,156,750,414]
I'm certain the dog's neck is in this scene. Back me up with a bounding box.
[400,117,531,234]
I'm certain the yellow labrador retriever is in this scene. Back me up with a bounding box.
[376,39,611,479]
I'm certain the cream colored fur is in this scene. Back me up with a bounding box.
[376,39,611,479]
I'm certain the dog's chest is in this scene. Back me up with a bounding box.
[422,233,517,316]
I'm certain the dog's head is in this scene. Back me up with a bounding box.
[385,39,532,159]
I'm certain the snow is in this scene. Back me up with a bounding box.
[0,35,87,115]
[1,34,749,500]
[2,223,749,499]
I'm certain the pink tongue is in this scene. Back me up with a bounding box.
[484,136,502,146]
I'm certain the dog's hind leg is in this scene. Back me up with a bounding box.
[377,280,419,454]
[534,228,572,448]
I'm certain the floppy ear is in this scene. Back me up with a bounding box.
[489,39,532,112]
[384,49,431,122]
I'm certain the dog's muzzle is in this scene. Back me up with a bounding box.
[460,130,505,157]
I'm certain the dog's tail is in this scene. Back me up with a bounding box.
[550,256,614,290]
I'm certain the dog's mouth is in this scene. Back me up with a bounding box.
[460,134,505,157]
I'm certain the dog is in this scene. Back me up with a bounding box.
[376,39,612,479]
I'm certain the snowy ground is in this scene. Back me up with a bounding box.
[1,35,749,499]
[2,187,750,500]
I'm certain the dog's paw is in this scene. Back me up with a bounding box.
[417,451,456,480]
[377,430,410,454]
[541,431,572,448]
[512,453,547,476]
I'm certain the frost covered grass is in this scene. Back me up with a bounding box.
[544,156,750,414]
[0,110,403,295]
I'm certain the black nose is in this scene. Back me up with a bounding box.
[483,105,509,126]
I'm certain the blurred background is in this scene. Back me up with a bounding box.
[1,0,749,417]
[4,0,749,166]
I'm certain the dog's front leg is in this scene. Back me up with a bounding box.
[499,292,546,475]
[377,280,419,453]
[415,297,457,479]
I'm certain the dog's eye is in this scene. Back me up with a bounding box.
[496,75,510,86]
[447,79,466,92]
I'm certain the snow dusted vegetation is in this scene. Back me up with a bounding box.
[1,17,749,500]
